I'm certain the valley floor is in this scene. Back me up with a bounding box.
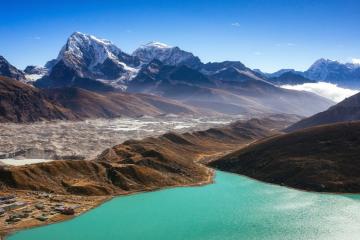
[0,114,296,237]
[0,116,235,161]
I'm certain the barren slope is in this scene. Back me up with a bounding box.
[0,77,78,123]
[210,121,360,193]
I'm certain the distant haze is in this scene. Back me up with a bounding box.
[281,82,359,102]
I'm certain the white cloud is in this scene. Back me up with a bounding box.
[281,82,359,102]
[286,43,296,46]
[253,51,262,56]
[352,58,360,64]
[231,22,240,27]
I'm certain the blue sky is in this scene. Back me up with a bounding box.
[0,0,359,72]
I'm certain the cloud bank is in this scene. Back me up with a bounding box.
[281,82,359,102]
[352,58,360,64]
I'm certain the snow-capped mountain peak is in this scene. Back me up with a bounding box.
[54,32,140,81]
[141,41,172,49]
[304,58,360,87]
[58,32,120,70]
[133,41,202,69]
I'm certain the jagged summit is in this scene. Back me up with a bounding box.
[56,31,139,79]
[304,58,360,87]
[133,41,202,69]
[36,32,141,90]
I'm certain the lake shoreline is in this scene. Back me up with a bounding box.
[7,171,360,240]
[2,167,215,239]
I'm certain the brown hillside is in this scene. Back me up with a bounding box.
[209,121,360,193]
[286,92,360,132]
[0,77,78,123]
[44,88,199,119]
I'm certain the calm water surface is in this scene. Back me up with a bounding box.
[8,171,360,240]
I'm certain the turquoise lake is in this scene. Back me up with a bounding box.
[8,171,360,240]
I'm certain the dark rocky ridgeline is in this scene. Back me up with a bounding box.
[286,91,360,132]
[0,116,293,195]
[267,71,315,86]
[0,56,25,81]
[34,60,115,92]
[209,121,360,193]
[0,76,78,123]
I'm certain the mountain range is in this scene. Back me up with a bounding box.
[1,31,353,123]
[257,59,360,88]
[304,58,360,87]
[267,71,315,86]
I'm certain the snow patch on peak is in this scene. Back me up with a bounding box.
[70,32,113,45]
[312,58,337,66]
[58,32,123,68]
[133,41,201,68]
[53,32,141,82]
[142,41,172,49]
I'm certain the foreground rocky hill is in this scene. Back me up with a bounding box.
[209,121,360,193]
[0,117,292,195]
